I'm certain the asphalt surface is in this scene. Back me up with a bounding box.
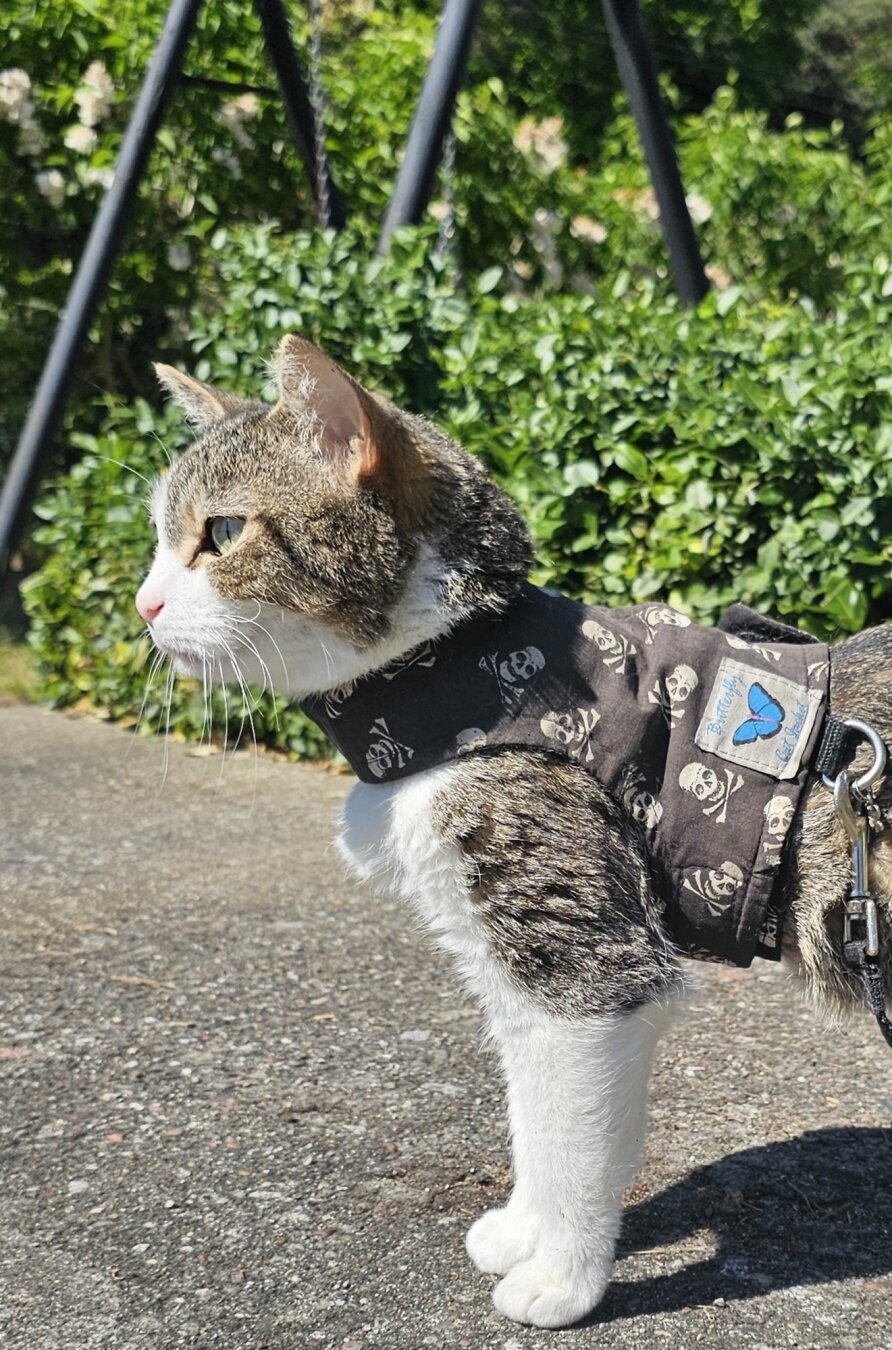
[1,705,890,1349]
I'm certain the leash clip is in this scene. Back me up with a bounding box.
[825,716,886,956]
[833,769,880,957]
[826,719,892,1049]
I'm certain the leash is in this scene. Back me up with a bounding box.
[822,719,892,1049]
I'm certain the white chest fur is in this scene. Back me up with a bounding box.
[337,765,506,1002]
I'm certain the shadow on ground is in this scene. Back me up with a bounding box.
[598,1127,892,1322]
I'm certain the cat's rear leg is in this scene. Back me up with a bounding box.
[467,998,672,1328]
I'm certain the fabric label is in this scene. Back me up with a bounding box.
[694,657,823,781]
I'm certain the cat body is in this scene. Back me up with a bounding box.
[136,338,892,1328]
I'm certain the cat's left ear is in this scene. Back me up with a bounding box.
[272,335,381,485]
[154,363,246,429]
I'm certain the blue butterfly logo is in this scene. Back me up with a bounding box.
[732,683,785,746]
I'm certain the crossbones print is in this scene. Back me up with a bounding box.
[581,619,636,676]
[621,762,663,831]
[724,633,782,664]
[682,860,744,918]
[322,679,356,719]
[540,707,601,762]
[382,641,438,681]
[366,718,415,779]
[479,646,545,707]
[637,606,691,646]
[647,663,699,727]
[678,761,744,825]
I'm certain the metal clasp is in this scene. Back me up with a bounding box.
[827,718,887,960]
[822,717,887,797]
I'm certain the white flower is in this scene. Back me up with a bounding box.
[35,168,65,209]
[685,192,713,225]
[570,215,608,245]
[705,262,732,290]
[513,115,568,175]
[74,61,115,127]
[0,67,44,154]
[166,242,191,272]
[84,165,115,191]
[0,68,32,120]
[216,93,260,150]
[64,124,98,155]
[633,187,660,221]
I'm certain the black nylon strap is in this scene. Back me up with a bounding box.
[813,715,860,780]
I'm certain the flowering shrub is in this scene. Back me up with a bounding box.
[3,0,891,470]
[7,2,892,752]
[21,226,892,755]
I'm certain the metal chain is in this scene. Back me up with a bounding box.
[307,0,331,229]
[434,126,457,259]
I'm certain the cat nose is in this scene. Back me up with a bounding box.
[136,584,165,625]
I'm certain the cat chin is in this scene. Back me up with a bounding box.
[172,653,205,678]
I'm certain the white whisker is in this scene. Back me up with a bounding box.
[159,661,175,790]
[219,655,230,779]
[91,452,154,488]
[149,430,173,468]
[229,612,291,688]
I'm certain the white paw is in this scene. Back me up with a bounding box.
[466,1206,533,1275]
[492,1259,609,1329]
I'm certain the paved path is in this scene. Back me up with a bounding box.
[1,706,890,1349]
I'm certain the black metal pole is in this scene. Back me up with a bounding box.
[601,0,708,306]
[253,0,346,229]
[377,0,483,252]
[0,0,204,572]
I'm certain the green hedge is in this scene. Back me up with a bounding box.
[21,226,892,755]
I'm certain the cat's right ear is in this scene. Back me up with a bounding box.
[154,364,245,430]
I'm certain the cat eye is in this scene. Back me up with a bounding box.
[207,516,245,555]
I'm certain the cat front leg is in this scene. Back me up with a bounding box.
[467,998,671,1328]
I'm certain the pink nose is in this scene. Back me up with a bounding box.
[136,584,165,625]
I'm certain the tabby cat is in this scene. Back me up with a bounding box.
[136,337,892,1328]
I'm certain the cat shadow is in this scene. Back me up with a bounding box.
[593,1127,892,1323]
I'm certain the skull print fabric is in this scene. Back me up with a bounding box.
[303,585,830,966]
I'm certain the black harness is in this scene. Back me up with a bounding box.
[303,585,837,967]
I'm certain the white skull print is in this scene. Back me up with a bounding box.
[629,789,663,830]
[540,711,576,746]
[581,619,636,675]
[678,761,744,824]
[705,862,744,903]
[501,646,545,684]
[479,646,545,707]
[540,707,601,762]
[682,860,744,917]
[621,762,663,831]
[666,664,698,705]
[647,663,699,727]
[762,793,794,860]
[456,727,487,755]
[365,717,414,779]
[638,605,692,645]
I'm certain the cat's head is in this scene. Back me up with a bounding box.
[136,336,531,697]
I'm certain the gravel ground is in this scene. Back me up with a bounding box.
[1,705,890,1349]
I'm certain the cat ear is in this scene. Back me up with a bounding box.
[272,335,380,484]
[153,364,245,429]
